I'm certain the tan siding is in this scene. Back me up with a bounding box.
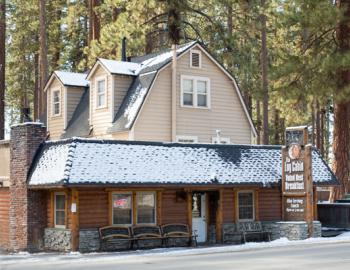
[47,78,65,139]
[111,131,130,140]
[113,75,133,116]
[176,46,252,144]
[0,188,9,250]
[66,87,85,124]
[161,190,188,224]
[133,46,252,143]
[90,65,113,137]
[258,188,282,221]
[0,141,10,182]
[133,68,172,141]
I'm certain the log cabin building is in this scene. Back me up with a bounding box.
[0,41,338,252]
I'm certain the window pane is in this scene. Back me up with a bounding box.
[197,94,207,107]
[137,193,155,224]
[183,93,193,106]
[97,80,105,93]
[113,194,132,225]
[55,210,65,226]
[56,195,65,210]
[54,103,60,115]
[98,93,105,107]
[197,81,207,94]
[53,91,60,102]
[183,79,193,93]
[238,193,254,220]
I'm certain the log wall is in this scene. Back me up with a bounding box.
[0,188,10,250]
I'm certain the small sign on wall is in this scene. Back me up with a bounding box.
[71,203,77,213]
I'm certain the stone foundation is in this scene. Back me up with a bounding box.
[79,229,100,253]
[44,228,71,251]
[262,221,322,241]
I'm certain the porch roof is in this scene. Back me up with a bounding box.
[28,138,338,187]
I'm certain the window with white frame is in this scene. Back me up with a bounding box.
[52,90,61,116]
[54,193,66,228]
[96,78,106,108]
[190,50,201,68]
[181,76,210,108]
[212,137,231,144]
[176,135,198,143]
[136,192,156,224]
[112,193,132,225]
[238,191,254,221]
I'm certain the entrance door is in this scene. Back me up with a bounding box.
[192,193,207,243]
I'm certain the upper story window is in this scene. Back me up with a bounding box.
[190,50,201,68]
[238,191,254,221]
[176,135,198,143]
[54,192,66,228]
[96,77,106,108]
[181,75,210,109]
[52,89,61,116]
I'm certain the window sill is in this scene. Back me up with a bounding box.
[95,106,108,111]
[180,105,211,110]
[51,114,62,119]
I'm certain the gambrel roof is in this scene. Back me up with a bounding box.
[28,138,338,187]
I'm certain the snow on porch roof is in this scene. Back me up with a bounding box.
[28,138,338,187]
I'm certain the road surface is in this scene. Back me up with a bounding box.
[1,242,350,270]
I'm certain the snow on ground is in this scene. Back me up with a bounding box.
[1,232,350,265]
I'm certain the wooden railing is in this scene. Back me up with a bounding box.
[318,203,350,229]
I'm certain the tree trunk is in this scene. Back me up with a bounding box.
[34,52,39,121]
[315,100,321,150]
[39,0,48,123]
[88,0,100,43]
[256,99,261,145]
[260,0,269,145]
[333,0,350,199]
[0,0,5,139]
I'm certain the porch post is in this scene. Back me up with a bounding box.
[70,189,79,251]
[216,189,224,243]
[187,192,192,236]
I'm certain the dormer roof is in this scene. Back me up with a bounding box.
[44,71,89,91]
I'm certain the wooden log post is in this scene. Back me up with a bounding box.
[216,189,224,243]
[70,189,79,251]
[187,192,192,237]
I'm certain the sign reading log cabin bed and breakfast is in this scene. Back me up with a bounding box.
[282,126,314,235]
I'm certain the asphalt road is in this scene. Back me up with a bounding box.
[1,242,350,270]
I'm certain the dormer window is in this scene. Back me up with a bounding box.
[190,50,201,68]
[96,77,106,108]
[52,89,61,116]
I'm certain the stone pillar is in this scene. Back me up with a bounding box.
[9,123,46,251]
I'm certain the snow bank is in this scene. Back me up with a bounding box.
[1,232,350,265]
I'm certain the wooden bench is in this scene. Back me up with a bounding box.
[99,226,133,251]
[161,224,196,247]
[131,225,163,249]
[236,221,271,243]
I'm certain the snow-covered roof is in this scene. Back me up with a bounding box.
[54,71,89,87]
[28,139,338,187]
[98,58,141,76]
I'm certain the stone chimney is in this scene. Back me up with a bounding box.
[9,122,46,251]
